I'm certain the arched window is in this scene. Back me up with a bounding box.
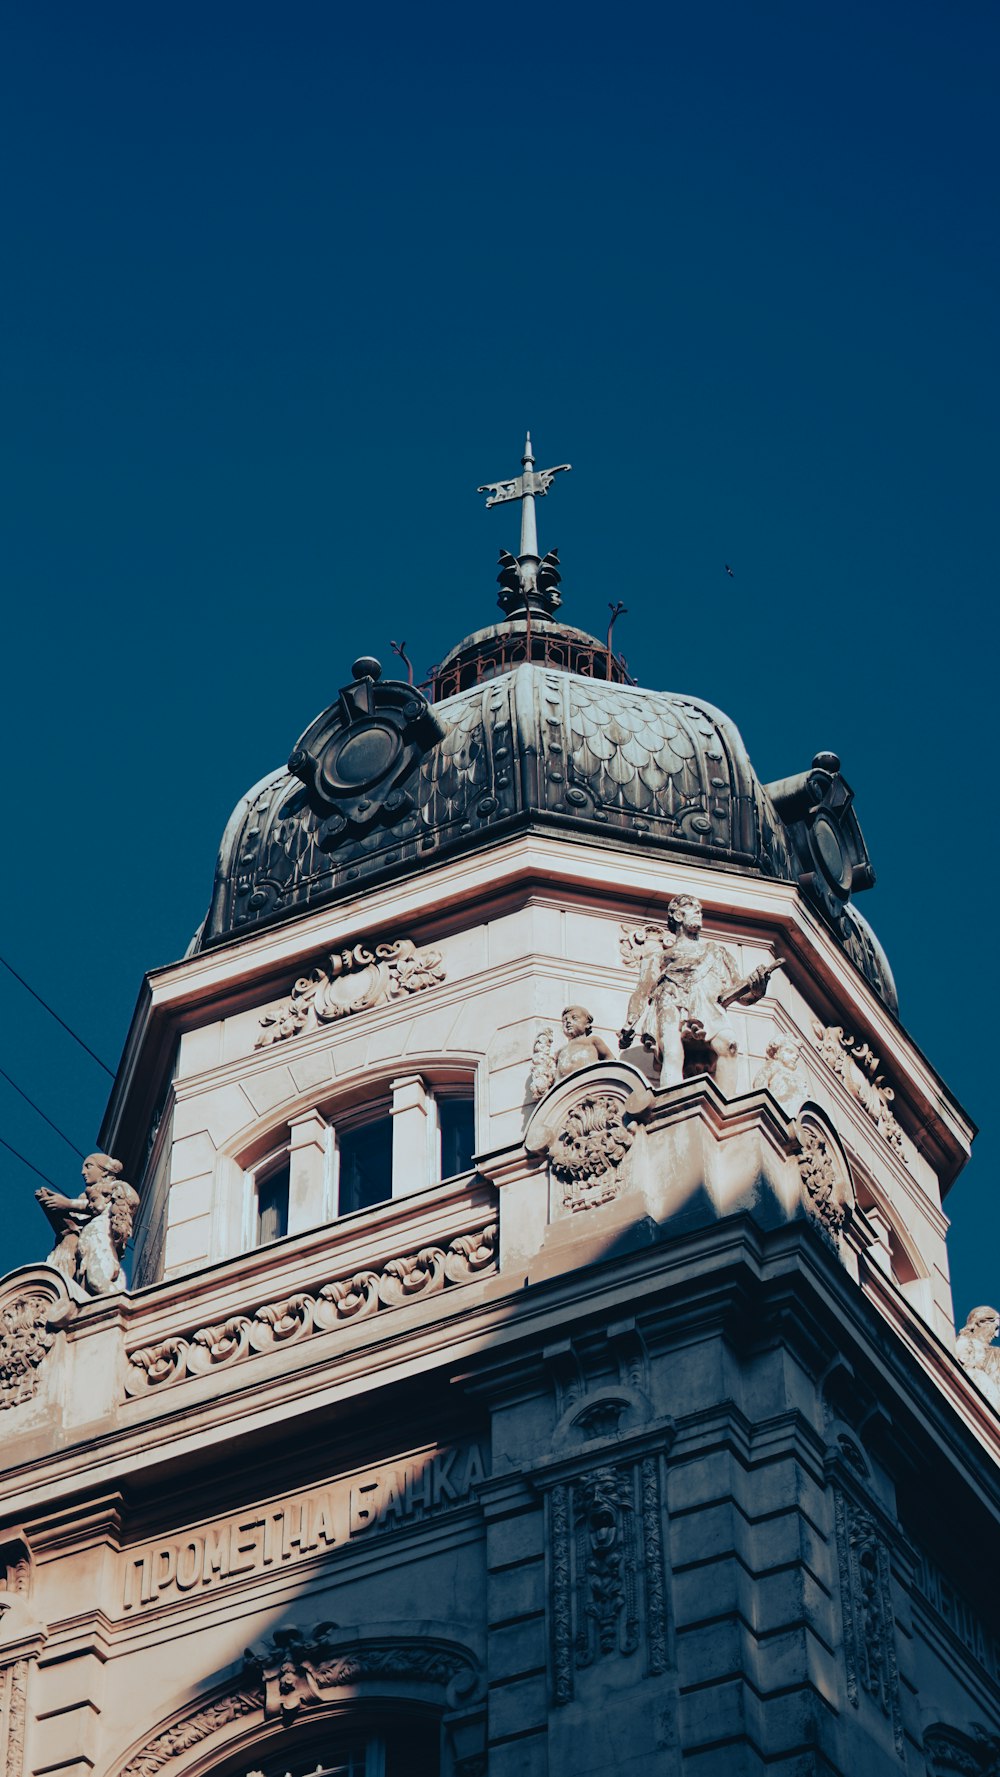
[211,1715,439,1776]
[246,1075,476,1249]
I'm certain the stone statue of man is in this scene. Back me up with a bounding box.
[36,1153,139,1297]
[621,895,778,1091]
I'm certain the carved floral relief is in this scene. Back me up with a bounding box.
[811,1021,908,1161]
[525,1062,653,1215]
[256,937,446,1047]
[0,1294,54,1410]
[792,1117,854,1238]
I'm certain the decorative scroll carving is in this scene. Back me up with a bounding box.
[640,1455,669,1676]
[126,1337,188,1390]
[753,1038,808,1111]
[246,1626,477,1721]
[377,1247,446,1307]
[792,1117,854,1237]
[529,1008,615,1100]
[256,937,446,1047]
[0,1545,32,1777]
[119,1687,264,1777]
[834,1492,903,1756]
[314,1271,379,1326]
[620,900,782,1090]
[187,1317,251,1374]
[550,1458,670,1704]
[955,1306,1000,1413]
[35,1152,138,1295]
[811,1020,907,1160]
[123,1630,481,1777]
[528,1028,557,1100]
[0,1294,54,1410]
[550,1484,574,1706]
[123,1222,497,1397]
[249,1293,313,1351]
[924,1723,1000,1776]
[444,1223,497,1283]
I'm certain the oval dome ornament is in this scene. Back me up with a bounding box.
[288,656,445,843]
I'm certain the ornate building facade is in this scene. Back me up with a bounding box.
[0,439,997,1777]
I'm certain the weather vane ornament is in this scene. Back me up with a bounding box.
[478,433,571,619]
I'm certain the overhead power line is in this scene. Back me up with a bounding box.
[0,1065,86,1158]
[0,955,115,1077]
[0,1133,59,1189]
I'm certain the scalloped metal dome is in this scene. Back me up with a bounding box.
[195,652,896,1012]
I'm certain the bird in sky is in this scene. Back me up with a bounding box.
[724,563,734,577]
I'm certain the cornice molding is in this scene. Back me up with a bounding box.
[3,1218,997,1538]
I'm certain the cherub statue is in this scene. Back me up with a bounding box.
[753,1037,808,1111]
[621,895,783,1091]
[36,1153,139,1297]
[955,1306,1000,1412]
[528,1007,616,1099]
[555,1006,615,1079]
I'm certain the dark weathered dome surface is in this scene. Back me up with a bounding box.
[196,647,897,1012]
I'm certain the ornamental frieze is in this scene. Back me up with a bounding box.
[256,936,446,1047]
[121,1440,487,1613]
[124,1220,496,1396]
[811,1020,908,1161]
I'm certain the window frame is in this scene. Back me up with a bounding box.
[241,1071,479,1251]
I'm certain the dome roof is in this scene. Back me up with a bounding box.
[196,639,896,1012]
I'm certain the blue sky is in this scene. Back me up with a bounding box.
[1,1,997,1315]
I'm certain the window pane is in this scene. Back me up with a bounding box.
[338,1118,393,1215]
[439,1098,475,1179]
[256,1164,289,1244]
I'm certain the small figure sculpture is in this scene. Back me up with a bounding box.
[528,1008,616,1099]
[621,895,782,1091]
[555,1006,616,1080]
[955,1306,1000,1413]
[36,1153,139,1297]
[753,1038,808,1111]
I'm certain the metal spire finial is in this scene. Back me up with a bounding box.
[477,434,571,617]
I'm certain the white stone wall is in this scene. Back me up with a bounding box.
[122,860,959,1354]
